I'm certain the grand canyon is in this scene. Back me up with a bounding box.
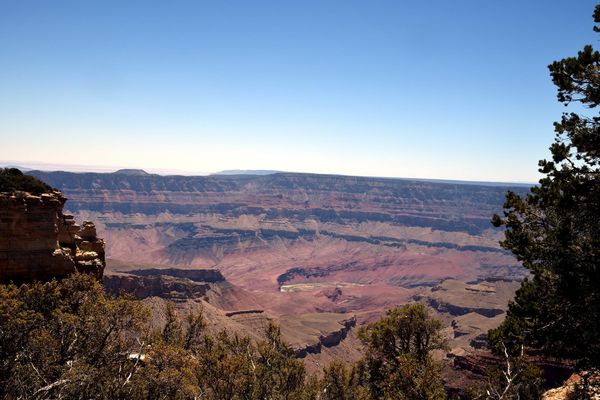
[5,2,599,397]
[24,169,530,377]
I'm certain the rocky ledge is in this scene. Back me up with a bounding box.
[293,316,357,358]
[103,268,226,302]
[103,274,211,302]
[424,297,504,318]
[542,372,600,400]
[451,350,573,389]
[0,191,105,283]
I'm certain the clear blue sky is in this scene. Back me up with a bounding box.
[0,1,597,181]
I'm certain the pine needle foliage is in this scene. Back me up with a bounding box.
[490,4,600,370]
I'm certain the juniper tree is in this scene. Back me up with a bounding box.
[356,303,448,400]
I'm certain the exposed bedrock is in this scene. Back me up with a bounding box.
[126,268,225,283]
[84,204,492,235]
[294,316,357,358]
[29,170,530,236]
[294,342,322,359]
[414,279,521,319]
[169,226,506,255]
[25,171,528,289]
[0,191,105,283]
[103,274,211,302]
[103,268,226,302]
[224,309,264,317]
[425,297,504,318]
[163,226,508,262]
[277,266,331,287]
[451,351,573,389]
[469,333,489,349]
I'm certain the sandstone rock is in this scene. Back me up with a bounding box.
[469,333,488,349]
[225,310,265,317]
[103,273,213,302]
[0,191,105,283]
[124,268,226,283]
[79,221,97,240]
[294,316,356,358]
[452,350,573,389]
[542,373,600,400]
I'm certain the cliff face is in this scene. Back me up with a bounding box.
[0,191,105,283]
[103,268,226,302]
[103,274,212,302]
[22,170,528,322]
[30,171,528,236]
[450,351,573,393]
[293,316,357,358]
[542,372,600,400]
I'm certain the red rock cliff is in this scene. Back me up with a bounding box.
[0,191,105,283]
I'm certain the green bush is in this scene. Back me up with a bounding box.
[0,168,53,195]
[0,276,454,399]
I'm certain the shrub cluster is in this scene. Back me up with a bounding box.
[0,168,53,195]
[0,274,450,400]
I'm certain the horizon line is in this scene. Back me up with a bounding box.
[0,160,536,187]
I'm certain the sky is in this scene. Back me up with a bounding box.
[0,1,598,182]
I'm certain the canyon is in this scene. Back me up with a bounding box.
[27,171,527,350]
[0,168,541,390]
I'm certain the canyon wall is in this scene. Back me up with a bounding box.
[293,316,357,358]
[20,170,534,387]
[103,268,225,302]
[29,171,526,236]
[0,191,105,283]
[28,170,526,320]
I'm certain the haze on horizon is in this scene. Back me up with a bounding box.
[1,1,596,182]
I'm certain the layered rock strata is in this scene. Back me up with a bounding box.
[103,268,226,302]
[0,191,105,283]
[293,317,357,358]
[542,372,600,400]
[451,351,573,389]
[103,274,212,302]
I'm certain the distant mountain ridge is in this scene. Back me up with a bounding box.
[113,169,152,176]
[29,169,529,195]
[212,169,282,176]
[26,170,528,238]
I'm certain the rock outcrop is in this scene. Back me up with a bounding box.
[451,350,573,389]
[103,274,212,302]
[102,268,227,302]
[542,372,600,400]
[415,279,519,318]
[0,191,105,283]
[425,297,505,317]
[124,268,225,283]
[102,267,262,311]
[293,316,357,358]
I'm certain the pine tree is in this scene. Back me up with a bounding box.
[489,4,600,370]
